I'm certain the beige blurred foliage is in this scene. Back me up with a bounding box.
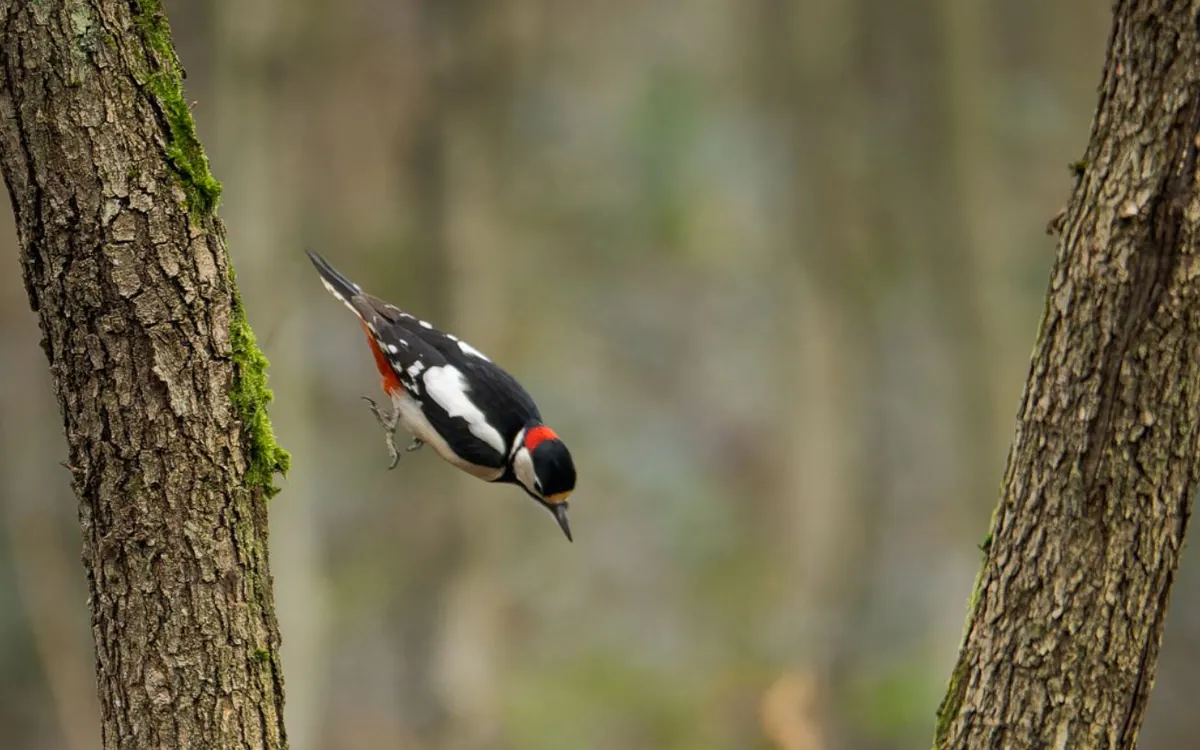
[3,0,1200,749]
[760,671,823,750]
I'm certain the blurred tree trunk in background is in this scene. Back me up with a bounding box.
[0,2,289,748]
[935,3,1200,748]
[396,3,524,747]
[753,0,875,736]
[417,2,522,748]
[207,1,329,748]
[758,0,997,742]
[2,380,99,750]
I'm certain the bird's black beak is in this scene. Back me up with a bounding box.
[552,503,573,542]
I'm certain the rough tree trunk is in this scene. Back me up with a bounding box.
[935,2,1200,748]
[0,2,291,749]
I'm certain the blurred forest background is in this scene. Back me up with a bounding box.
[4,1,1199,749]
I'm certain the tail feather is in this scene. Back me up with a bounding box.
[306,249,363,314]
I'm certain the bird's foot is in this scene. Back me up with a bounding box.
[406,438,425,453]
[362,396,401,470]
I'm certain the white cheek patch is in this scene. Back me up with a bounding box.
[512,446,538,495]
[422,365,506,454]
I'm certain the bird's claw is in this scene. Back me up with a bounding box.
[384,434,401,470]
[362,395,401,470]
[406,438,424,453]
[361,395,395,429]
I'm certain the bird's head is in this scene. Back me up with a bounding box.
[511,423,577,541]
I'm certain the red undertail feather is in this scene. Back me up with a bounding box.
[362,321,403,395]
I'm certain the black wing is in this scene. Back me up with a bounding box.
[359,298,540,470]
[351,296,444,398]
[380,304,542,428]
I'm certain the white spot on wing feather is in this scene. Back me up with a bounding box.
[457,340,490,361]
[407,361,425,378]
[420,320,433,329]
[319,278,358,315]
[422,365,505,454]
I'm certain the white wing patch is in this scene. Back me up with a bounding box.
[389,390,504,481]
[422,365,506,454]
[406,360,426,378]
[457,340,490,361]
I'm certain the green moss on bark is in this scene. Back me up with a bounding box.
[128,0,286,497]
[933,651,970,748]
[934,500,1003,746]
[229,281,290,499]
[934,499,1001,747]
[131,0,222,215]
[932,569,984,747]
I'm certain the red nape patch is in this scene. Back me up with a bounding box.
[525,425,558,452]
[361,322,402,395]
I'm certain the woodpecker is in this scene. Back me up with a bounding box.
[306,250,578,541]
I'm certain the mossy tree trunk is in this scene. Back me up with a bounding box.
[0,1,290,749]
[935,2,1200,747]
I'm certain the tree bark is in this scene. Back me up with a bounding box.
[935,2,1200,748]
[0,2,291,749]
